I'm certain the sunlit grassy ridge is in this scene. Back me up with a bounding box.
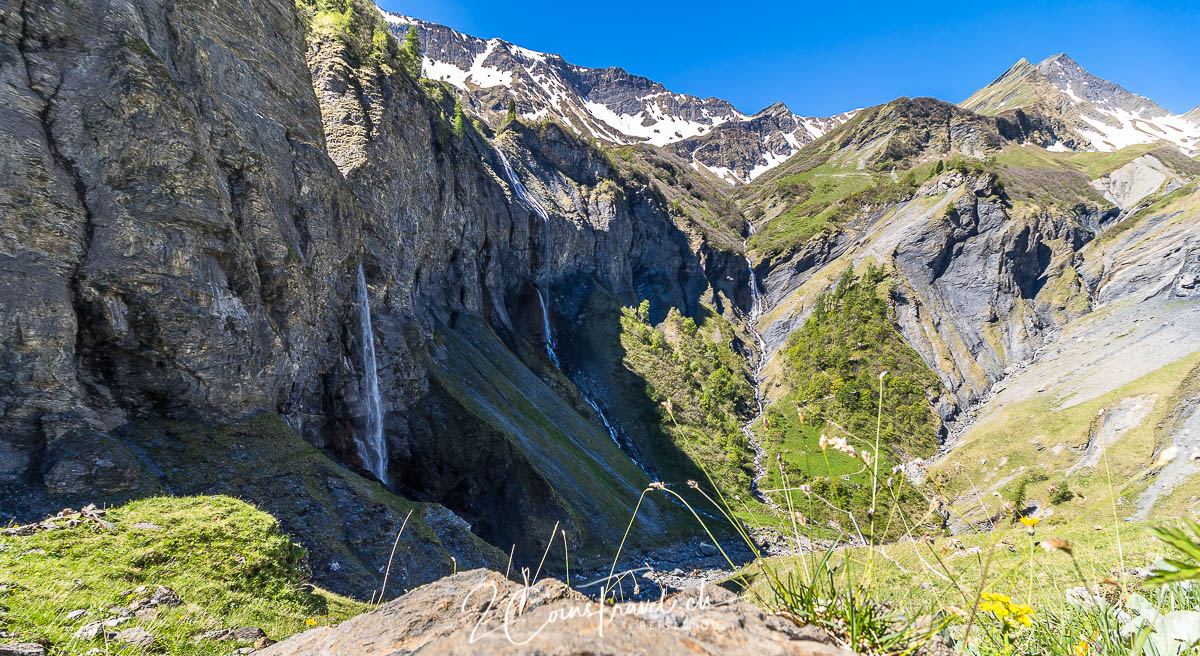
[0,496,367,655]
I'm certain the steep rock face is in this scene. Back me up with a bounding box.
[888,178,1103,413]
[755,171,1111,427]
[0,0,359,481]
[0,0,737,590]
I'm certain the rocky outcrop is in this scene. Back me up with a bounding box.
[259,568,852,656]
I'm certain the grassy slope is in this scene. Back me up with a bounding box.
[959,58,1045,116]
[104,414,504,601]
[736,518,1180,624]
[0,496,368,655]
[428,316,690,558]
[616,304,757,496]
[929,352,1200,528]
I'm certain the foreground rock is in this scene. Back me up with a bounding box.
[260,569,850,655]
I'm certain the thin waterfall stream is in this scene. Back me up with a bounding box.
[741,229,776,509]
[355,263,388,485]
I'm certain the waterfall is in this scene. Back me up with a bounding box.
[583,394,654,477]
[495,142,559,366]
[494,144,549,221]
[494,139,661,483]
[535,289,561,368]
[741,231,774,508]
[355,264,388,485]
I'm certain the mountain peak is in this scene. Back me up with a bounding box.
[962,52,1199,155]
[1034,53,1168,118]
[756,101,793,117]
[390,16,851,183]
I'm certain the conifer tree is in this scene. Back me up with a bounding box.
[452,98,466,139]
[401,26,421,78]
[505,98,517,123]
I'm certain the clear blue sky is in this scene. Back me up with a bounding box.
[377,0,1200,116]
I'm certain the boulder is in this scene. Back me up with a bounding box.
[259,569,851,655]
[115,627,155,650]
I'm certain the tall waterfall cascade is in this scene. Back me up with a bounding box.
[741,228,773,507]
[355,264,388,485]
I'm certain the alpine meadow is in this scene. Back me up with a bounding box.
[2,1,1200,654]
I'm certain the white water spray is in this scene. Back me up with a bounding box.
[495,143,560,367]
[355,264,388,485]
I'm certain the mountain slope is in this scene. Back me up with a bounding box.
[962,54,1200,155]
[379,10,850,183]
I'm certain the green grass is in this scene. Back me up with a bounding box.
[295,0,409,73]
[0,496,368,655]
[929,351,1200,528]
[749,164,888,254]
[103,413,502,601]
[993,143,1164,179]
[728,516,1199,654]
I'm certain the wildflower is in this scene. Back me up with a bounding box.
[798,484,812,495]
[819,434,829,451]
[978,593,1034,630]
[879,371,888,380]
[305,618,318,626]
[648,481,666,490]
[861,450,873,465]
[686,480,699,489]
[1019,514,1040,529]
[1073,640,1089,656]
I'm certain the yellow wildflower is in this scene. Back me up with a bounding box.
[305,618,318,626]
[1073,640,1089,656]
[1019,515,1040,528]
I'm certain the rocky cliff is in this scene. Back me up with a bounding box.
[2,0,1198,604]
[0,0,755,597]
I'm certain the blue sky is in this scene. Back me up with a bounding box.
[378,0,1200,117]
